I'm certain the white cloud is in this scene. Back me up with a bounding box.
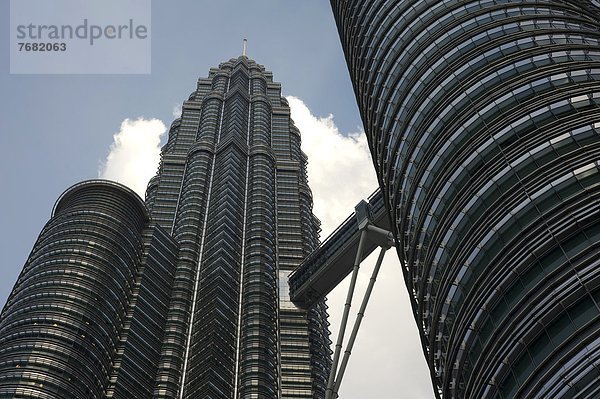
[98,118,166,198]
[172,104,182,118]
[286,96,375,236]
[288,96,435,399]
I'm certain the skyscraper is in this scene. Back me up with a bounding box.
[331,1,600,398]
[0,55,330,398]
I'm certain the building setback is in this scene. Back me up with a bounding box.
[0,55,330,399]
[330,1,600,398]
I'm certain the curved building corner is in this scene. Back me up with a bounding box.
[0,180,150,398]
[331,1,600,398]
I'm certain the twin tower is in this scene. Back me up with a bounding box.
[2,1,600,398]
[0,57,330,398]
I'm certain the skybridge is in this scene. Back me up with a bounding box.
[289,188,398,399]
[289,189,394,308]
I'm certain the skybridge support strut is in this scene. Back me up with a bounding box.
[325,201,395,399]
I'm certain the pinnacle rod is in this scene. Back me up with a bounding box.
[325,229,368,399]
[332,246,387,397]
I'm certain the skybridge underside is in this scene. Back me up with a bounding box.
[289,189,392,309]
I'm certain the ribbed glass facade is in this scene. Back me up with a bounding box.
[0,56,330,398]
[148,55,330,399]
[0,180,175,399]
[331,1,600,398]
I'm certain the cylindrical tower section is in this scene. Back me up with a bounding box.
[212,72,229,92]
[238,148,278,398]
[155,93,223,399]
[289,125,302,163]
[331,1,600,397]
[298,149,331,398]
[0,180,148,399]
[249,95,272,147]
[250,74,267,96]
[182,66,249,398]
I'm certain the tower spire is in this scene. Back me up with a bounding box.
[242,38,247,57]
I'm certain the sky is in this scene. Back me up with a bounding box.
[0,1,434,397]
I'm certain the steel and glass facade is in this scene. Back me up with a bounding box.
[148,55,330,399]
[331,1,600,398]
[0,180,177,399]
[0,56,330,398]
